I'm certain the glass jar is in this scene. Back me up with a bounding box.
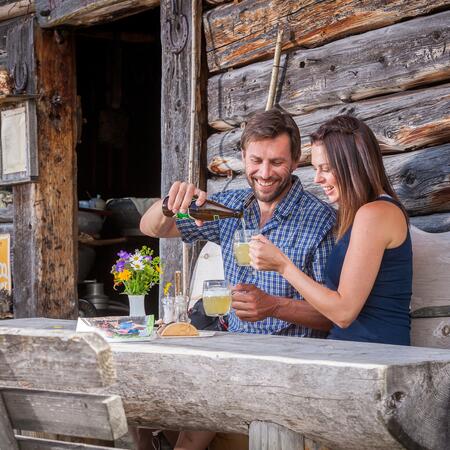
[174,295,189,323]
[161,296,175,324]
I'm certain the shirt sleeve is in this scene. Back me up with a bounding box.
[306,226,335,284]
[176,217,221,245]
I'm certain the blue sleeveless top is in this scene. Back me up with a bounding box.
[325,196,412,345]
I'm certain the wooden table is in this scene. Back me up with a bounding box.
[1,318,450,449]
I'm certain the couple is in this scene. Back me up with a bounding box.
[140,109,412,450]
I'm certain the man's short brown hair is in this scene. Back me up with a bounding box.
[240,108,301,161]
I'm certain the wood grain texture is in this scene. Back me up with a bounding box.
[0,1,34,22]
[208,144,450,217]
[1,321,450,449]
[160,0,205,298]
[0,393,19,450]
[2,387,127,441]
[12,27,78,318]
[0,327,115,389]
[203,0,449,73]
[36,0,159,27]
[410,211,450,233]
[207,11,450,129]
[249,422,305,450]
[16,436,126,450]
[411,317,450,349]
[207,83,450,173]
[410,227,450,312]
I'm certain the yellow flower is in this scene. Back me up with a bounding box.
[155,265,162,274]
[118,269,132,281]
[163,282,172,296]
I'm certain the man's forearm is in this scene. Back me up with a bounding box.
[272,296,333,331]
[139,199,180,238]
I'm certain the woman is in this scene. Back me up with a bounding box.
[249,115,412,345]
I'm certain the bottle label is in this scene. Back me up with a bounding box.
[175,211,193,220]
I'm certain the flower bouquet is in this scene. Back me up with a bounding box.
[111,246,162,317]
[111,246,162,295]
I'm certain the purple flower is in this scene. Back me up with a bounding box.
[115,260,126,272]
[144,256,153,261]
[117,250,131,259]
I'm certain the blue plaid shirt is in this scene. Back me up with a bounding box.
[177,176,336,337]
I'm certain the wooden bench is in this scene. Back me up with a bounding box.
[0,328,129,450]
[0,387,128,450]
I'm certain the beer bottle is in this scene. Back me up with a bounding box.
[162,195,243,221]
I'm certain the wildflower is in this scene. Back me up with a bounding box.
[131,260,145,271]
[118,269,132,281]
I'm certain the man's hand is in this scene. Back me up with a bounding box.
[231,284,277,322]
[167,181,207,227]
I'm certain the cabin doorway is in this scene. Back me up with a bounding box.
[75,9,161,317]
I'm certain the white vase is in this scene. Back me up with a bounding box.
[128,295,146,316]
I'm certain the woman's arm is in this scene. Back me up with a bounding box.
[250,202,405,328]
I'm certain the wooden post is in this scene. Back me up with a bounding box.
[12,25,78,318]
[160,0,205,298]
[249,422,304,450]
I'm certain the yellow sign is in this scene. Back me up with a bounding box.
[0,234,11,293]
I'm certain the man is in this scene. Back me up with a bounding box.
[139,108,335,450]
[141,107,335,337]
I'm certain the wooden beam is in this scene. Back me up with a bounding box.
[160,0,206,298]
[13,27,78,318]
[249,422,306,450]
[0,1,35,23]
[208,144,450,217]
[35,0,159,28]
[207,10,450,130]
[207,83,450,173]
[203,0,449,73]
[410,211,450,233]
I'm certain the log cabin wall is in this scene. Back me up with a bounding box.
[204,0,450,231]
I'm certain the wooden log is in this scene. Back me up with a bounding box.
[3,322,450,450]
[0,325,115,389]
[0,1,35,22]
[35,0,159,28]
[207,83,450,173]
[12,27,78,318]
[208,144,450,217]
[207,11,450,130]
[203,0,449,73]
[410,211,450,233]
[160,0,206,299]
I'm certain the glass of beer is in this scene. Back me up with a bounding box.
[233,229,258,266]
[202,280,232,317]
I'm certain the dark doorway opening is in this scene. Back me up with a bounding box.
[75,9,161,317]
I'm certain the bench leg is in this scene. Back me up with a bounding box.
[249,421,304,450]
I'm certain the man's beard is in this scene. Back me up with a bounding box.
[246,174,293,203]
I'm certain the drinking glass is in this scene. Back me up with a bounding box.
[202,280,232,317]
[233,229,259,266]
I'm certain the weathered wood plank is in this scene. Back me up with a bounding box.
[2,387,127,441]
[208,11,450,129]
[249,422,304,450]
[207,83,450,173]
[0,1,34,22]
[12,27,78,318]
[17,436,124,450]
[2,321,450,449]
[35,0,159,27]
[204,0,450,73]
[160,0,205,298]
[0,327,115,389]
[208,144,450,217]
[410,211,450,233]
[0,393,19,450]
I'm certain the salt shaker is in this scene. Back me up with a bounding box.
[174,295,189,323]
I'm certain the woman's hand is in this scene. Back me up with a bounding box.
[249,234,290,273]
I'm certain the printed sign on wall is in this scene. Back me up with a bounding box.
[0,233,11,293]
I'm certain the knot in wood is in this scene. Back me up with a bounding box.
[442,325,450,336]
[403,169,416,186]
[387,391,406,410]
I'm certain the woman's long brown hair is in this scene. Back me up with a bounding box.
[310,115,407,240]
